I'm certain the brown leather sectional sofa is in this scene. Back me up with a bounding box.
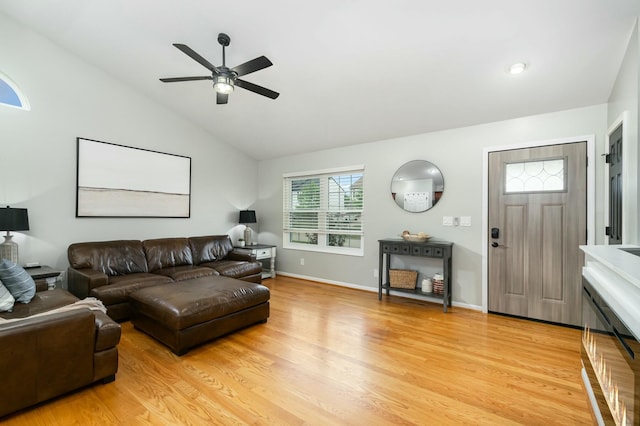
[67,235,263,321]
[0,288,121,418]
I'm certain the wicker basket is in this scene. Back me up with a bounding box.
[432,275,444,295]
[389,269,418,289]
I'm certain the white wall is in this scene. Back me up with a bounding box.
[257,104,607,308]
[0,14,258,275]
[607,18,639,244]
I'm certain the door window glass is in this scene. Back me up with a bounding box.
[505,158,565,193]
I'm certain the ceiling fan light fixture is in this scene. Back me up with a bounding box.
[213,75,234,94]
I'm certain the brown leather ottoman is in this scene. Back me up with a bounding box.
[129,276,270,355]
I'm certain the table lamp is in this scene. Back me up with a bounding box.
[238,210,257,246]
[0,206,30,264]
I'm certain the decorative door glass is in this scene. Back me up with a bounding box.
[504,158,565,193]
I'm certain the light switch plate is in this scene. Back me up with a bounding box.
[460,216,472,227]
[442,216,453,226]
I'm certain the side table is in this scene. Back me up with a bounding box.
[233,244,276,279]
[25,266,62,292]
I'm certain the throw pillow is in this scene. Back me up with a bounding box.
[0,281,15,312]
[0,259,36,303]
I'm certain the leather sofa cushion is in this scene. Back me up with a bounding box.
[0,289,80,320]
[68,240,148,276]
[90,273,172,306]
[189,235,233,264]
[152,265,218,281]
[129,276,270,330]
[143,238,193,272]
[200,260,263,279]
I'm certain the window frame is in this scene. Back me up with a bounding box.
[283,165,365,256]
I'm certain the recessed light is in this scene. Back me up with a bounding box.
[508,62,527,75]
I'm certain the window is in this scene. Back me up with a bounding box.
[0,72,30,110]
[505,158,565,193]
[283,165,364,256]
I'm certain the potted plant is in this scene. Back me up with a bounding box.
[238,238,245,247]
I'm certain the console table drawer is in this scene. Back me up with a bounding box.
[382,244,410,255]
[407,245,444,257]
[428,247,444,257]
[255,248,272,259]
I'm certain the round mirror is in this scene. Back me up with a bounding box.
[391,160,444,212]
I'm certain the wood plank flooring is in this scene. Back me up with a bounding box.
[3,276,592,425]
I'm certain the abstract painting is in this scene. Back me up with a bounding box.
[76,138,191,217]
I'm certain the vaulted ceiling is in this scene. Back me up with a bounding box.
[1,1,638,159]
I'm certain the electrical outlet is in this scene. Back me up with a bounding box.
[443,216,453,226]
[300,258,305,266]
[373,269,378,278]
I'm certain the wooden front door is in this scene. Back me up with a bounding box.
[488,142,587,326]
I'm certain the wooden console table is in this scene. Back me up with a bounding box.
[378,239,453,312]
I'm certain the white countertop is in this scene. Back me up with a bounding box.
[580,244,640,340]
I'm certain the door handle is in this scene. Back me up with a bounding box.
[491,242,499,248]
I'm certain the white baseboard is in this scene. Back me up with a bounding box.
[275,271,482,311]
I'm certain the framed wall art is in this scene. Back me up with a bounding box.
[76,137,191,218]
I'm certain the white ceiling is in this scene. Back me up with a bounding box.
[1,1,639,160]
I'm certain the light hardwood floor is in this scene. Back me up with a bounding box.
[4,276,592,425]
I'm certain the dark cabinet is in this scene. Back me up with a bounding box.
[378,239,453,312]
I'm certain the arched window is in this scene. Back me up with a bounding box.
[0,72,30,110]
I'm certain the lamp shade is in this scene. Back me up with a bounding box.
[0,207,29,231]
[238,210,257,224]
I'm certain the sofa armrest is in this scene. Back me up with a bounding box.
[68,268,109,299]
[227,251,257,262]
[94,311,121,351]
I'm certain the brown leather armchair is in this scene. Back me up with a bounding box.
[0,289,120,418]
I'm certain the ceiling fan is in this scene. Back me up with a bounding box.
[160,33,279,104]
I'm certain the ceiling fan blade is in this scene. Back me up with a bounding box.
[159,76,212,83]
[232,56,273,77]
[235,79,279,99]
[217,92,229,105]
[173,43,219,73]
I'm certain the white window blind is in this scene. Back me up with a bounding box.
[283,166,364,255]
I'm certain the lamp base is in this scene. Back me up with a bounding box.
[0,234,18,264]
[244,227,252,246]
